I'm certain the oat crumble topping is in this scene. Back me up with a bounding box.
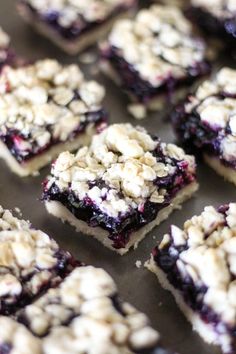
[18,266,117,336]
[107,5,207,87]
[0,206,30,231]
[0,228,60,300]
[0,59,105,161]
[0,206,76,314]
[158,203,236,327]
[23,0,135,26]
[46,124,195,218]
[191,0,236,19]
[0,317,41,354]
[39,266,159,353]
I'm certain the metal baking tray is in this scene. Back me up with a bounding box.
[0,2,234,353]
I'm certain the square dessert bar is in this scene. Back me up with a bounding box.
[43,123,198,255]
[100,4,210,117]
[17,0,137,54]
[0,266,175,354]
[172,67,236,186]
[0,27,14,71]
[189,0,236,48]
[0,59,107,177]
[0,205,78,315]
[147,203,236,354]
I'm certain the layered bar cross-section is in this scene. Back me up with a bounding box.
[43,123,198,254]
[0,59,106,176]
[147,203,236,354]
[101,4,210,116]
[172,67,236,186]
[0,206,77,315]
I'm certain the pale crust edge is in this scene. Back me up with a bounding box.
[204,154,236,187]
[45,182,199,255]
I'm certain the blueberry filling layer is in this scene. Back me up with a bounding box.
[0,109,107,164]
[43,146,195,250]
[102,46,210,104]
[188,6,236,47]
[19,0,135,41]
[172,93,236,169]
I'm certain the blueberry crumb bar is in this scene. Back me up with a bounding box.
[172,67,236,186]
[0,59,107,177]
[0,205,78,315]
[189,0,236,48]
[17,0,137,54]
[43,123,198,255]
[0,266,176,354]
[146,203,236,354]
[100,4,210,117]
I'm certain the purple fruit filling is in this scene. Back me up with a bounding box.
[152,204,236,353]
[0,250,80,316]
[43,141,196,250]
[187,6,236,48]
[172,93,236,169]
[0,109,107,164]
[19,0,136,41]
[0,344,12,354]
[101,46,210,104]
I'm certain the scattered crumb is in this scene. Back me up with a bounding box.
[128,103,147,119]
[14,207,22,216]
[153,235,156,239]
[158,302,163,307]
[135,260,142,268]
[79,52,97,65]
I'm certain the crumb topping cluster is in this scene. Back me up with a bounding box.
[0,228,61,301]
[19,266,117,336]
[0,59,105,155]
[191,0,236,18]
[42,266,159,353]
[24,0,135,27]
[185,67,236,163]
[0,317,41,354]
[47,124,195,218]
[107,5,206,87]
[159,203,236,327]
[0,205,30,231]
[4,266,160,353]
[0,27,9,49]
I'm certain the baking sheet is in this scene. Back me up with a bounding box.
[0,2,234,353]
